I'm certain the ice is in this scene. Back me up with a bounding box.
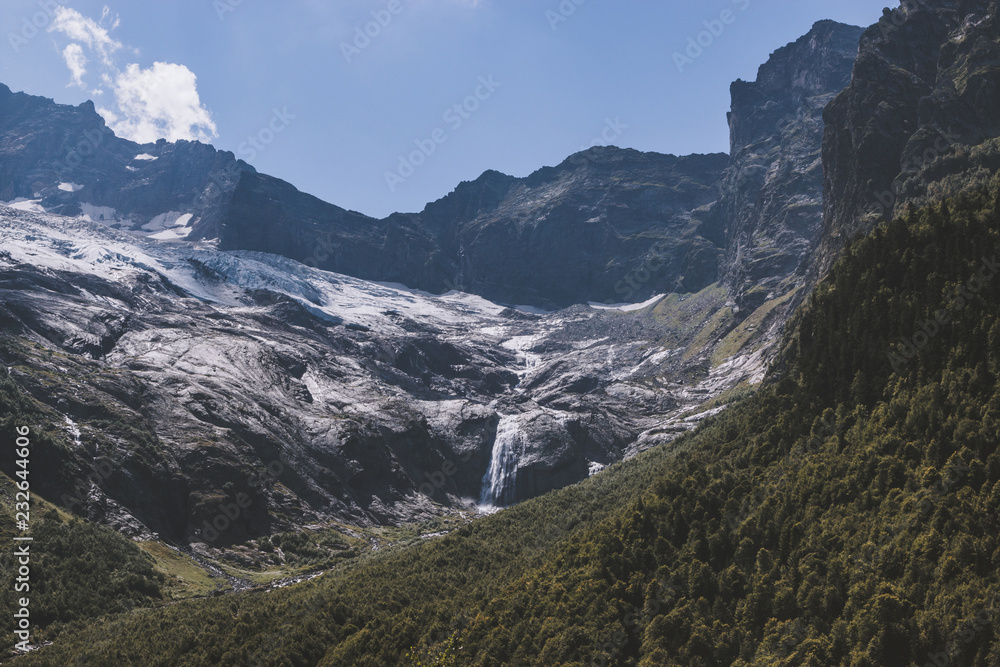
[146,213,194,241]
[2,199,45,213]
[0,206,515,337]
[148,226,193,241]
[142,212,190,232]
[588,294,666,312]
[79,203,118,223]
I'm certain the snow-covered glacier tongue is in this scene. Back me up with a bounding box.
[0,202,766,539]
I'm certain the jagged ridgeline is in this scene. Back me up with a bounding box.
[9,178,1000,666]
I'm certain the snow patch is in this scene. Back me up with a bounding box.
[58,182,84,192]
[79,203,118,223]
[146,213,194,241]
[510,304,553,315]
[148,226,193,241]
[2,198,45,213]
[589,294,666,312]
[143,212,186,232]
[133,153,158,161]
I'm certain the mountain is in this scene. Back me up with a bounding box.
[0,83,253,241]
[819,0,1000,275]
[0,19,866,546]
[0,81,727,309]
[0,18,863,313]
[2,193,790,551]
[0,15,898,663]
[0,19,865,540]
[7,3,1000,665]
[225,20,862,311]
[709,20,864,307]
[12,123,1000,667]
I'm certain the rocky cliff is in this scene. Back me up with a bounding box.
[708,20,863,307]
[0,83,252,240]
[819,0,1000,275]
[218,149,729,309]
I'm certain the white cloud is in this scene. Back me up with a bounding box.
[62,44,87,87]
[103,62,218,144]
[47,5,217,145]
[48,6,121,65]
[100,5,122,31]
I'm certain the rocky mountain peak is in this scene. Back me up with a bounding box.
[710,20,864,306]
[729,20,862,155]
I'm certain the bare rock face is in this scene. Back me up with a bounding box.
[219,150,730,310]
[819,0,1000,276]
[0,83,253,239]
[705,20,864,307]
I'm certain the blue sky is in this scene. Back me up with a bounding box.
[0,0,886,218]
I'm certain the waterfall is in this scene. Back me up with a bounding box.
[479,415,522,508]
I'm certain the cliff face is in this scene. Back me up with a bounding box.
[819,0,1000,276]
[217,171,445,290]
[416,149,730,307]
[218,150,729,310]
[0,83,252,239]
[705,20,864,307]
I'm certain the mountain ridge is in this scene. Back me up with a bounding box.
[0,20,864,309]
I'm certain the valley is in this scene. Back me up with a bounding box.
[2,1,1000,664]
